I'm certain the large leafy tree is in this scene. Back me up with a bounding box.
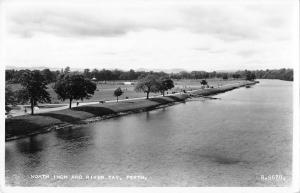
[17,70,51,115]
[200,79,208,86]
[113,87,123,102]
[54,73,97,108]
[158,77,174,96]
[135,74,160,99]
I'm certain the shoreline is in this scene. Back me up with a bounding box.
[5,80,257,141]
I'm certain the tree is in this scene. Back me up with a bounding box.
[5,86,16,105]
[158,77,174,96]
[114,87,123,102]
[5,86,17,113]
[135,74,160,99]
[91,68,100,80]
[17,70,51,115]
[232,73,241,79]
[54,73,97,108]
[245,70,256,81]
[64,66,71,74]
[83,68,92,79]
[98,69,113,83]
[222,74,228,80]
[200,79,208,86]
[41,68,56,83]
[179,71,190,79]
[6,70,16,81]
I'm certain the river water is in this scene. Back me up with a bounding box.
[5,79,293,186]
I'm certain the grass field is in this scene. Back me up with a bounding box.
[7,78,244,104]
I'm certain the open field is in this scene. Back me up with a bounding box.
[7,78,245,104]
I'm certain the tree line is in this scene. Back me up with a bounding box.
[5,68,167,83]
[6,67,293,84]
[251,69,293,81]
[5,67,293,115]
[5,68,175,115]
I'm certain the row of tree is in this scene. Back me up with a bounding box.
[6,67,293,83]
[5,70,175,115]
[6,68,167,83]
[169,69,293,81]
[252,68,293,81]
[5,70,97,114]
[6,68,60,83]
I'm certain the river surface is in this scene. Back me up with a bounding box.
[5,79,293,186]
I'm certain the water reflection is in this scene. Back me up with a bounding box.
[55,126,93,141]
[15,136,46,154]
[54,126,96,159]
[145,108,167,121]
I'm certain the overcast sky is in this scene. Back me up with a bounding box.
[1,0,298,71]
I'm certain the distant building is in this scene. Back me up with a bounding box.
[124,82,134,85]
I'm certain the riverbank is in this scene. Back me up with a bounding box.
[5,81,257,141]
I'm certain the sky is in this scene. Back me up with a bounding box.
[1,0,298,71]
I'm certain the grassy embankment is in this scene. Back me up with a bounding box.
[5,80,256,141]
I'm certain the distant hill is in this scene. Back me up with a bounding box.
[5,65,61,71]
[5,65,83,72]
[6,65,188,73]
[136,68,186,73]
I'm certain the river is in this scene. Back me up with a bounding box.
[5,79,293,186]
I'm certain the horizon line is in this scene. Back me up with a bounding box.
[4,65,293,73]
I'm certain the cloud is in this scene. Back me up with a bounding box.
[180,5,262,42]
[7,3,290,41]
[209,49,226,54]
[3,2,296,71]
[7,4,180,38]
[9,10,142,37]
[193,47,226,54]
[193,47,211,51]
[264,17,287,28]
[236,50,258,58]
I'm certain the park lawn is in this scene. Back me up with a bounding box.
[6,78,243,104]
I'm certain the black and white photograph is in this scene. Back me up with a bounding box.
[1,0,299,192]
